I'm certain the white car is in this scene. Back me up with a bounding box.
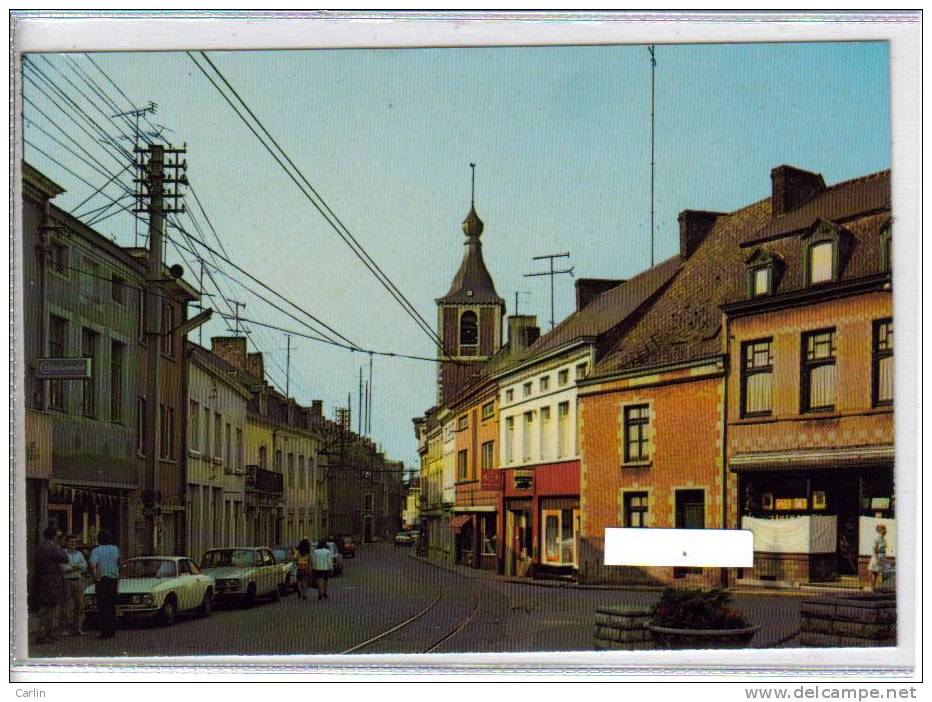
[200,547,284,606]
[83,556,215,627]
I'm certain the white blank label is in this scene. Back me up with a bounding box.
[604,528,754,567]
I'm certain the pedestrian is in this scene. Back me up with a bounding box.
[868,523,889,591]
[33,525,68,644]
[61,535,89,635]
[89,529,120,640]
[312,539,333,601]
[294,538,312,600]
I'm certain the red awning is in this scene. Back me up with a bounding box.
[448,515,472,532]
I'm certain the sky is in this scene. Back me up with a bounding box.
[21,41,891,470]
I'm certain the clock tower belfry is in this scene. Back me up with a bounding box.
[435,164,504,405]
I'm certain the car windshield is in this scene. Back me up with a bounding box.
[272,549,290,562]
[121,559,176,578]
[201,549,255,568]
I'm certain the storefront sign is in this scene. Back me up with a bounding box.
[513,471,533,491]
[480,469,503,491]
[36,357,92,379]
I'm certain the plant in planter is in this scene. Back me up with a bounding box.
[648,587,760,649]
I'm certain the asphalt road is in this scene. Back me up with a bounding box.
[28,543,802,659]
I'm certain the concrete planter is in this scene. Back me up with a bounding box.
[648,623,760,649]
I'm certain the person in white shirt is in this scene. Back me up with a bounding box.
[61,535,88,635]
[312,540,333,600]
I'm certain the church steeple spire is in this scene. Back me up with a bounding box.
[462,162,484,239]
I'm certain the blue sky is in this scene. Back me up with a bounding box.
[22,41,891,469]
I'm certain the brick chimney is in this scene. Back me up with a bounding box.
[246,352,265,382]
[770,165,826,218]
[507,315,540,355]
[211,336,247,372]
[311,400,323,419]
[575,278,625,311]
[678,210,723,260]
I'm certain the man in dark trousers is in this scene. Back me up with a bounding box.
[89,529,120,640]
[34,524,68,644]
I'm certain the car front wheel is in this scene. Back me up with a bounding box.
[199,589,213,618]
[243,583,257,608]
[159,596,177,627]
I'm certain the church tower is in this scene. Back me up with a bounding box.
[435,165,505,405]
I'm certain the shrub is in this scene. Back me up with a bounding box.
[650,587,750,630]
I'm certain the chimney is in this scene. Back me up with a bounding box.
[507,315,540,355]
[575,278,625,311]
[770,165,826,218]
[311,400,323,420]
[246,352,265,383]
[678,210,723,260]
[211,336,247,372]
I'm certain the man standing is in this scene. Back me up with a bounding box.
[89,529,120,640]
[61,535,88,635]
[312,539,333,601]
[34,525,68,644]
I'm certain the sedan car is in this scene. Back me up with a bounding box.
[331,535,356,559]
[83,556,215,627]
[200,547,284,607]
[394,530,417,547]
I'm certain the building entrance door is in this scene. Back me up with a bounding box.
[363,516,373,543]
[835,480,860,575]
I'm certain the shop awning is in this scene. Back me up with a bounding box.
[729,445,893,473]
[52,455,140,490]
[448,515,472,532]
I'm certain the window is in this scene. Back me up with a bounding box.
[741,340,773,416]
[557,402,571,458]
[623,404,650,463]
[750,265,772,297]
[523,382,532,398]
[288,452,295,487]
[161,303,175,357]
[458,415,468,431]
[807,241,835,285]
[541,508,578,566]
[624,492,649,528]
[82,257,99,300]
[111,274,126,304]
[802,329,836,412]
[159,404,174,460]
[457,449,469,481]
[258,445,267,470]
[481,401,494,420]
[558,369,569,386]
[674,490,704,577]
[274,449,283,473]
[203,407,211,458]
[189,400,200,451]
[363,493,374,511]
[481,441,494,472]
[81,328,98,417]
[236,429,244,472]
[459,311,478,348]
[298,454,305,488]
[48,314,67,410]
[110,340,124,422]
[505,389,514,403]
[575,362,588,380]
[873,319,893,406]
[880,221,892,273]
[225,423,232,466]
[522,411,534,461]
[539,375,550,392]
[214,413,222,460]
[50,241,68,275]
[136,397,145,455]
[540,406,551,460]
[505,416,515,464]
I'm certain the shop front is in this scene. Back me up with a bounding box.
[502,460,580,579]
[449,508,498,570]
[732,449,894,586]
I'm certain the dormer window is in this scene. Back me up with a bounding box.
[745,249,781,298]
[803,219,847,287]
[459,311,478,347]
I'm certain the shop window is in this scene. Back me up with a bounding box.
[741,339,773,416]
[48,314,67,411]
[541,508,578,567]
[801,329,836,412]
[457,449,468,481]
[81,327,98,417]
[873,319,893,406]
[624,492,649,528]
[623,404,650,463]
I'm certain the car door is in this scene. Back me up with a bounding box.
[260,549,277,595]
[175,559,196,611]
[183,559,208,608]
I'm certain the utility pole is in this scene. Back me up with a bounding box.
[367,352,373,436]
[115,101,157,247]
[358,367,363,435]
[134,141,186,555]
[524,252,574,330]
[649,44,656,268]
[229,299,247,336]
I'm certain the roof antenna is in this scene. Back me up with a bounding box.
[470,162,476,207]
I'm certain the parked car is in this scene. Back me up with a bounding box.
[325,541,344,576]
[332,535,356,559]
[394,530,417,547]
[83,556,215,627]
[272,545,298,594]
[200,547,283,607]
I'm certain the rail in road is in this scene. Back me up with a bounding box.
[340,564,483,654]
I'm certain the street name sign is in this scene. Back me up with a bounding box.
[36,357,92,380]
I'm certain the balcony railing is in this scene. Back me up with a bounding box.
[245,465,283,495]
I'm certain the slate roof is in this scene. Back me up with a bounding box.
[437,205,505,306]
[595,169,891,376]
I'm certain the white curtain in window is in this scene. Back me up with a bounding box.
[810,364,835,407]
[810,242,833,283]
[746,372,772,413]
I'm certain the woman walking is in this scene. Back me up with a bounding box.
[312,540,333,601]
[868,523,889,591]
[294,538,312,600]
